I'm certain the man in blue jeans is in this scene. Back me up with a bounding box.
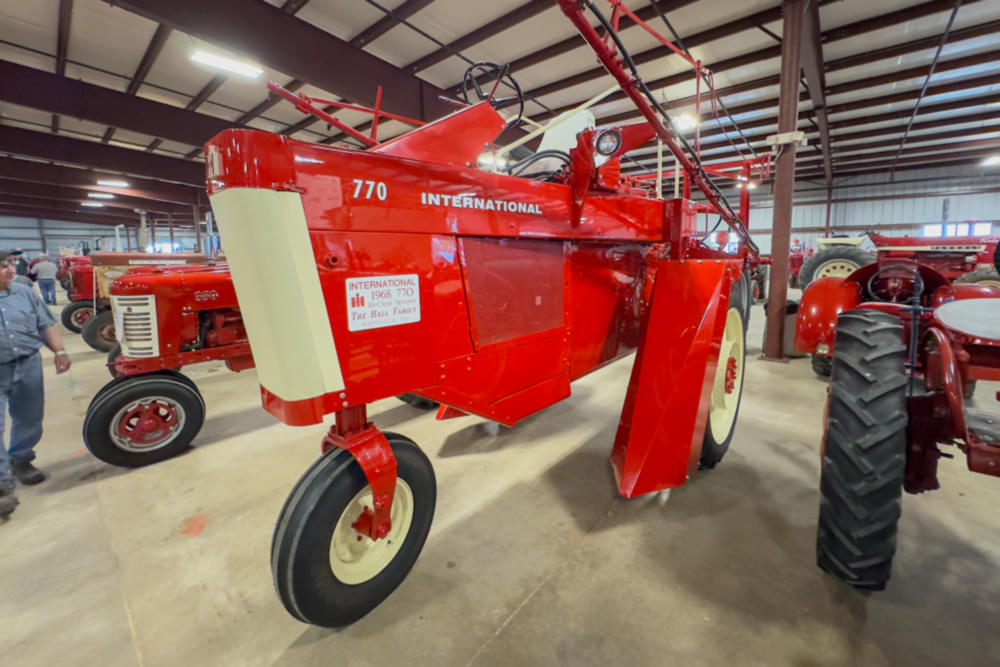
[30,255,59,305]
[0,250,72,520]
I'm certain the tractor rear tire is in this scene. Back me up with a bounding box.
[811,354,832,377]
[817,309,908,590]
[700,279,747,469]
[83,373,205,467]
[81,309,116,353]
[798,247,875,287]
[954,267,1000,289]
[397,393,438,410]
[271,433,436,627]
[61,301,95,334]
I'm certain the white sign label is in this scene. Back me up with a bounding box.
[346,274,420,332]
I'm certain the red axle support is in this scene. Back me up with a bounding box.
[322,405,398,540]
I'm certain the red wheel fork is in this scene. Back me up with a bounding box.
[321,405,398,540]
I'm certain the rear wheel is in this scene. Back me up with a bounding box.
[271,434,436,627]
[700,278,747,469]
[61,301,95,334]
[81,309,116,352]
[817,309,908,589]
[799,247,875,287]
[955,267,1000,288]
[83,373,205,467]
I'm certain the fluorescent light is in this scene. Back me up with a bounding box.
[191,50,263,78]
[747,182,757,190]
[81,201,105,208]
[96,179,129,187]
[983,155,1000,167]
[87,192,115,200]
[672,114,698,131]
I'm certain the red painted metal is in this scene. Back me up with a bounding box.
[870,233,1000,282]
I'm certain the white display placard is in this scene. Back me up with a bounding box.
[346,274,421,332]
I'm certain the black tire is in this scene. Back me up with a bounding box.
[700,279,747,469]
[397,393,439,410]
[81,309,116,352]
[811,354,832,377]
[61,301,95,334]
[954,267,1000,288]
[107,343,123,378]
[799,247,875,287]
[963,380,977,400]
[817,309,908,589]
[271,434,436,627]
[83,373,206,467]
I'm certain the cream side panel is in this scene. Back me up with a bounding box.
[209,188,344,402]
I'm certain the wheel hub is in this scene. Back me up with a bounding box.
[330,479,415,585]
[816,260,859,279]
[724,356,738,394]
[110,396,185,452]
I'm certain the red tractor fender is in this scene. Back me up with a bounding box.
[794,277,860,354]
[930,282,1000,307]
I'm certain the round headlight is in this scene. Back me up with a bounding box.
[595,129,622,156]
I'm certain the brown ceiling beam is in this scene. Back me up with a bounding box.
[0,126,205,185]
[105,0,453,122]
[799,0,831,187]
[352,0,435,48]
[0,157,203,205]
[52,0,74,134]
[0,195,142,220]
[794,149,1000,179]
[103,24,173,144]
[0,180,197,217]
[0,205,140,227]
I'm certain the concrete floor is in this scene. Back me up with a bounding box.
[2,295,999,667]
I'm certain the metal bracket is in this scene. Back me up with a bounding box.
[766,131,807,149]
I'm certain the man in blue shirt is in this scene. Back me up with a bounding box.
[0,250,72,520]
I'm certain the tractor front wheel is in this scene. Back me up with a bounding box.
[61,301,95,334]
[271,433,436,627]
[83,373,205,467]
[817,309,908,589]
[81,309,116,352]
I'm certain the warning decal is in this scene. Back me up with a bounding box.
[346,274,421,332]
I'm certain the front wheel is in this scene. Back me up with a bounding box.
[817,309,908,589]
[61,301,95,334]
[81,309,116,352]
[271,433,436,627]
[83,373,206,467]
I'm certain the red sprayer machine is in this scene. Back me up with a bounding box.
[206,0,766,627]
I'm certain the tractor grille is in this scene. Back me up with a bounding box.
[111,295,159,358]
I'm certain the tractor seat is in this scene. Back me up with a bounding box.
[934,298,1000,341]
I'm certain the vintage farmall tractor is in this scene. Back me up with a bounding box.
[74,252,210,352]
[797,232,1000,287]
[56,254,91,292]
[61,257,97,333]
[798,252,1000,589]
[82,266,252,467]
[206,0,764,627]
[84,267,431,467]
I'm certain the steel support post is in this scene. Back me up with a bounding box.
[764,0,804,360]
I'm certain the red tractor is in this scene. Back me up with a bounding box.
[82,266,253,467]
[56,254,90,292]
[797,232,1000,287]
[64,252,212,352]
[798,255,1000,589]
[203,0,764,627]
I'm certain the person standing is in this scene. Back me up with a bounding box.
[0,250,72,520]
[30,256,59,305]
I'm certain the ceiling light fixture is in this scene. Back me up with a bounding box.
[983,155,1000,167]
[81,201,105,208]
[87,192,115,200]
[672,114,698,131]
[96,179,129,187]
[191,50,263,78]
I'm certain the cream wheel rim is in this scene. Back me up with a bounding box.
[708,307,745,443]
[329,479,414,585]
[977,278,1000,288]
[815,259,860,279]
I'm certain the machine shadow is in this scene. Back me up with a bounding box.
[195,405,279,447]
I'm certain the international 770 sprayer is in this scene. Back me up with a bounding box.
[206,0,770,627]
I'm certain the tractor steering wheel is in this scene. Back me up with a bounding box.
[460,61,525,131]
[866,263,925,304]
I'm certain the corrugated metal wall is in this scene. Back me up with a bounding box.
[0,216,200,257]
[749,164,1000,254]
